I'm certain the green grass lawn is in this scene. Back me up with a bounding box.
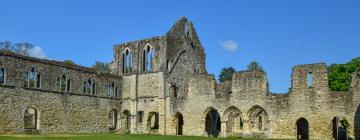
[0,134,274,140]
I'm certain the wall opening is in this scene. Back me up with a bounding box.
[122,48,132,74]
[137,111,144,125]
[308,72,313,87]
[296,118,309,140]
[205,108,221,137]
[148,112,159,131]
[248,106,268,131]
[143,45,155,72]
[0,68,5,85]
[224,106,242,136]
[175,113,184,135]
[332,117,348,140]
[24,107,38,130]
[121,110,131,132]
[109,110,118,130]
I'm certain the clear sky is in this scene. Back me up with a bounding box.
[1,0,359,93]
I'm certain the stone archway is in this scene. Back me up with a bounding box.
[223,106,242,137]
[121,110,131,132]
[175,112,184,135]
[204,108,221,137]
[248,106,269,132]
[147,112,159,132]
[296,118,309,140]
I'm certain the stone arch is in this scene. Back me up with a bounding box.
[147,112,159,131]
[24,107,39,130]
[355,105,360,140]
[142,44,155,72]
[122,48,132,74]
[57,73,71,92]
[175,112,184,135]
[109,109,118,130]
[121,110,131,132]
[204,107,221,137]
[296,117,309,140]
[223,106,243,136]
[248,105,269,131]
[332,116,348,140]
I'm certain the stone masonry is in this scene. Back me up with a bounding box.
[1,17,360,140]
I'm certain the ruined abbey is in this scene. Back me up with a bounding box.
[1,17,360,140]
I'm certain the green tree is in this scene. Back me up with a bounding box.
[328,57,360,91]
[247,61,263,71]
[64,60,76,65]
[219,67,236,83]
[91,61,110,73]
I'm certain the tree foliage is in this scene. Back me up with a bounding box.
[219,67,236,83]
[328,57,360,91]
[0,40,34,56]
[64,60,76,65]
[91,61,111,73]
[247,61,263,71]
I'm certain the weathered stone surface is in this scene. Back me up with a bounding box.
[0,17,360,140]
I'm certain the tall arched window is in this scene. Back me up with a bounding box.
[109,110,118,130]
[58,74,71,92]
[25,68,41,88]
[142,45,155,72]
[83,78,95,95]
[108,82,114,97]
[122,48,132,74]
[0,68,5,85]
[24,107,38,129]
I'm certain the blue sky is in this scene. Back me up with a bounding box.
[1,0,359,93]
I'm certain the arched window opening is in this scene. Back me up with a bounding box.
[25,68,41,88]
[137,111,144,124]
[58,74,67,92]
[297,118,309,140]
[109,110,118,130]
[333,117,348,140]
[108,82,114,97]
[122,49,132,74]
[83,78,94,94]
[248,106,268,132]
[115,87,118,98]
[142,45,155,72]
[224,106,242,136]
[258,116,263,131]
[148,112,159,131]
[121,110,131,132]
[24,107,38,129]
[205,108,221,137]
[92,83,96,95]
[308,72,313,87]
[0,68,5,85]
[175,112,184,135]
[66,79,71,92]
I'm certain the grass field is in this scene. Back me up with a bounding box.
[0,134,274,140]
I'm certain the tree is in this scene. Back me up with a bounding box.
[0,41,34,56]
[64,60,76,65]
[247,61,263,71]
[91,61,110,73]
[14,42,34,56]
[219,67,236,83]
[0,41,14,51]
[328,57,360,91]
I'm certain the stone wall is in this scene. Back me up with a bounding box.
[1,17,360,140]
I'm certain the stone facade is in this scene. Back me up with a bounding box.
[1,17,360,140]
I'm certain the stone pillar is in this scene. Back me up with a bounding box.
[221,121,227,138]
